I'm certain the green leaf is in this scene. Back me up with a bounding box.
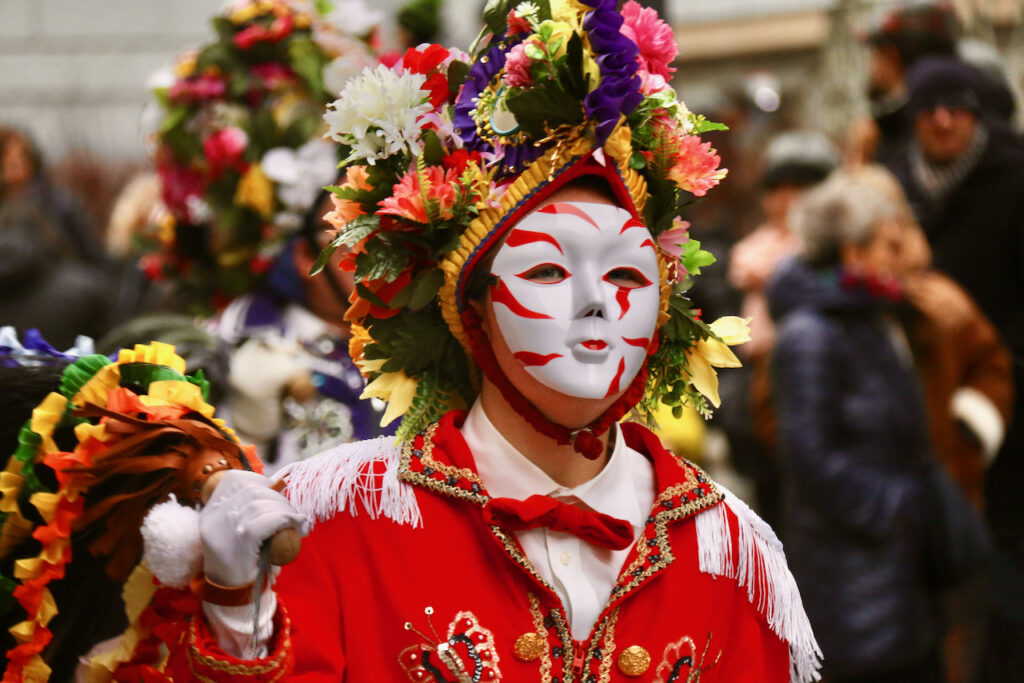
[211,17,236,44]
[447,60,470,96]
[629,151,646,170]
[562,33,587,99]
[409,268,445,309]
[524,43,546,61]
[689,114,729,135]
[505,84,582,138]
[288,37,328,96]
[680,239,716,277]
[309,233,345,276]
[421,129,445,167]
[337,214,379,247]
[314,0,335,15]
[356,235,409,282]
[195,42,233,74]
[482,0,510,35]
[159,106,189,135]
[534,0,552,22]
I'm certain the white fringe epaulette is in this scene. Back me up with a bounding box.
[696,485,822,683]
[276,437,422,529]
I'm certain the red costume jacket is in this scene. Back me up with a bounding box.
[170,412,820,682]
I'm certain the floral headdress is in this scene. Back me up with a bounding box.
[140,0,378,313]
[318,0,749,444]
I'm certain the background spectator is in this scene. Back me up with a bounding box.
[769,174,942,682]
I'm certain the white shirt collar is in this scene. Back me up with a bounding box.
[461,400,651,529]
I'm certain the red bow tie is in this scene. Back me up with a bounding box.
[482,495,635,551]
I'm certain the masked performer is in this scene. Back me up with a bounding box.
[156,1,821,680]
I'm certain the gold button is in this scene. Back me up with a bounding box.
[513,632,545,662]
[617,645,651,677]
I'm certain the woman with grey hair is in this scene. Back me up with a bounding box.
[766,175,944,682]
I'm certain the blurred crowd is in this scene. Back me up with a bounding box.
[1,0,1022,681]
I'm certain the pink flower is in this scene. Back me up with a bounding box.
[657,219,690,259]
[639,70,669,96]
[620,0,677,80]
[377,166,458,223]
[658,218,690,283]
[251,62,294,89]
[168,74,226,104]
[202,127,249,179]
[502,42,535,89]
[668,135,727,197]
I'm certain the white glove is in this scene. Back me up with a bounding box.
[200,469,308,587]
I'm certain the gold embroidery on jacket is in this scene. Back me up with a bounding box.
[653,633,721,683]
[526,593,553,682]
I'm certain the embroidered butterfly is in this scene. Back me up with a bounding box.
[653,633,721,683]
[400,607,501,682]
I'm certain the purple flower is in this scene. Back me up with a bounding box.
[581,0,642,144]
[453,38,542,179]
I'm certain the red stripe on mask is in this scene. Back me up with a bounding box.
[616,287,631,320]
[539,203,600,230]
[604,357,626,398]
[513,351,563,366]
[622,337,650,348]
[491,278,552,319]
[619,217,647,234]
[506,228,564,253]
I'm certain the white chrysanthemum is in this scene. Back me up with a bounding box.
[323,51,376,97]
[324,65,431,165]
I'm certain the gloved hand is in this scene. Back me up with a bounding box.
[200,469,308,587]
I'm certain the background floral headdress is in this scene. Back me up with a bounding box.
[139,0,379,313]
[317,0,749,441]
[0,337,258,681]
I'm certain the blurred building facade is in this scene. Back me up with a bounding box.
[0,0,1020,166]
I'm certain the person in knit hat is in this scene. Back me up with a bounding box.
[890,53,1024,682]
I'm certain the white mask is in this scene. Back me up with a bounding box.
[488,201,661,399]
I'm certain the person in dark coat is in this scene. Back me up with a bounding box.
[887,55,1024,682]
[769,175,942,682]
[847,0,959,167]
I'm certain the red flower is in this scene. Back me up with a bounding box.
[250,254,273,274]
[442,148,482,175]
[202,126,249,179]
[400,44,451,109]
[233,12,294,50]
[506,10,532,36]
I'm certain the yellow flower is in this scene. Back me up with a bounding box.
[708,316,752,346]
[684,331,744,409]
[235,164,276,218]
[361,369,419,427]
[173,51,198,80]
[549,0,588,27]
[230,1,271,24]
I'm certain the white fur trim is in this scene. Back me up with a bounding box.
[141,497,203,589]
[277,437,422,528]
[951,386,1005,464]
[696,486,822,683]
